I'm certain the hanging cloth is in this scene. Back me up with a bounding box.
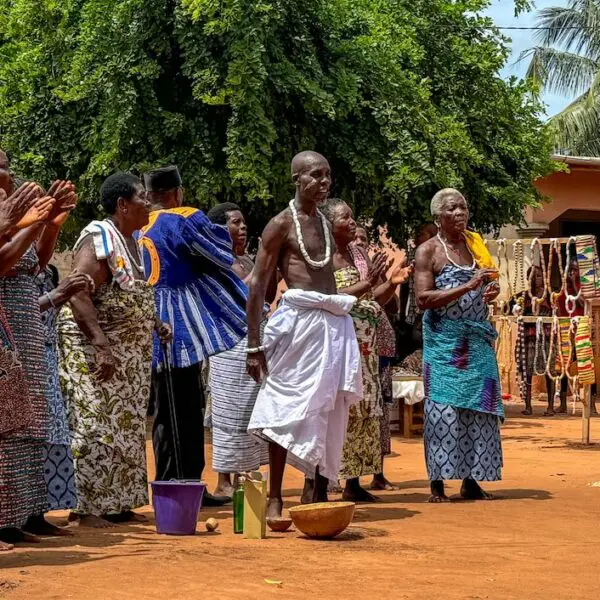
[575,235,600,300]
[575,316,596,385]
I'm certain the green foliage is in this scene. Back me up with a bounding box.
[0,0,556,247]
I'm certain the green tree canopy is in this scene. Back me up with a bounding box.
[0,0,555,246]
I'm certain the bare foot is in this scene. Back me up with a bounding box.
[69,514,115,529]
[428,493,451,503]
[0,528,40,544]
[328,480,343,494]
[23,515,73,537]
[521,409,533,416]
[0,540,14,552]
[371,474,397,491]
[301,478,314,505]
[543,409,555,417]
[213,483,234,499]
[460,479,495,500]
[342,481,379,503]
[104,511,147,524]
[428,481,450,503]
[555,405,568,415]
[267,497,283,520]
[126,512,148,523]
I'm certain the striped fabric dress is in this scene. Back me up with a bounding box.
[208,323,268,473]
[0,246,48,527]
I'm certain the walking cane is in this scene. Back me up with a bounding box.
[162,343,184,480]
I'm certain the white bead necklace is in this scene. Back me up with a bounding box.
[437,233,475,271]
[289,199,331,269]
[104,218,144,274]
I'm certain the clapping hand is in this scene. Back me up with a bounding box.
[389,256,413,286]
[47,180,78,226]
[0,182,52,232]
[368,252,388,285]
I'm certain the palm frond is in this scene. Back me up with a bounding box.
[524,46,599,96]
[550,93,600,155]
[534,3,600,58]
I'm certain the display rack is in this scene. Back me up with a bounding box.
[486,237,596,444]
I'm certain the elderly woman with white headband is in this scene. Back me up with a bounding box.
[414,188,503,503]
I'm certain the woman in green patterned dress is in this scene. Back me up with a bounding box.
[323,199,407,502]
[59,173,166,528]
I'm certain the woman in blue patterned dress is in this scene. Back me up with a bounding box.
[414,188,503,503]
[37,266,94,513]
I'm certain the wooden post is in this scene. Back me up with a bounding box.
[582,384,592,445]
[582,298,593,445]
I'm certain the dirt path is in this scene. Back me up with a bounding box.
[2,401,600,600]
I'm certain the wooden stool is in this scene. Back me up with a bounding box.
[401,400,424,438]
[392,374,424,438]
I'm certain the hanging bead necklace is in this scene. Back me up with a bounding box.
[497,239,512,315]
[437,233,476,271]
[545,314,563,403]
[533,316,548,377]
[289,199,331,270]
[547,238,566,309]
[565,236,582,315]
[515,316,529,404]
[513,240,527,296]
[528,238,548,315]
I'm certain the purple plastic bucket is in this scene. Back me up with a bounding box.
[151,480,206,535]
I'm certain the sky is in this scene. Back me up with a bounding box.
[484,0,570,117]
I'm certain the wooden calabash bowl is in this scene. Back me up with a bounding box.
[289,502,355,539]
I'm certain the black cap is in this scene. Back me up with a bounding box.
[144,166,182,192]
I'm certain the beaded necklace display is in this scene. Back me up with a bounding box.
[545,314,564,406]
[547,238,567,308]
[515,316,529,403]
[513,240,527,296]
[533,316,548,377]
[497,239,512,315]
[566,318,581,414]
[437,233,476,270]
[528,238,548,315]
[495,316,513,378]
[565,237,583,315]
[288,199,331,269]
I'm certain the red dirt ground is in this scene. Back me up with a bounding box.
[1,400,600,600]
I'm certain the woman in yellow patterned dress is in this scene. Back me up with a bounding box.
[58,173,168,528]
[323,199,408,502]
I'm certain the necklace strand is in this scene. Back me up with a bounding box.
[565,236,582,315]
[528,238,547,315]
[437,233,476,271]
[533,316,548,377]
[289,199,331,269]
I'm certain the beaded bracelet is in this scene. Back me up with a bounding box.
[246,346,266,354]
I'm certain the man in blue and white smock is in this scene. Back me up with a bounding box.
[138,166,248,505]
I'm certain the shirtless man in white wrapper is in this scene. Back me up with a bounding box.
[247,151,363,520]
